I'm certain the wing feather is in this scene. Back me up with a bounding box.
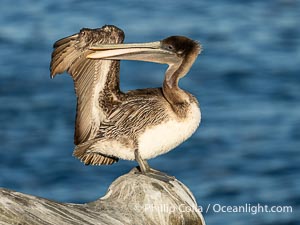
[50,25,124,145]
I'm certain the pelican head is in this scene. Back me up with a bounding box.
[87,36,201,68]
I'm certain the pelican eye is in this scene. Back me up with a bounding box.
[167,45,174,50]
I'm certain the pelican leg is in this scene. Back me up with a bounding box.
[134,149,150,174]
[134,149,174,182]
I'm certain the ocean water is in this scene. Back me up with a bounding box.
[0,0,299,224]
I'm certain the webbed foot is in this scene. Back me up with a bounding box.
[134,149,175,183]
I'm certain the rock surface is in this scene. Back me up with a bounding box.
[0,168,205,225]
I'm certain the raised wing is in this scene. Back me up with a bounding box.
[50,25,124,145]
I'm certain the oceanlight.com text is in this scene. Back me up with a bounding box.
[207,203,293,215]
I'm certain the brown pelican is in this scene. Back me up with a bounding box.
[50,26,201,177]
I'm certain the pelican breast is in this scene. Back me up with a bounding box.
[138,101,201,160]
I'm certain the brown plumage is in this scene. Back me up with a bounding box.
[50,26,124,165]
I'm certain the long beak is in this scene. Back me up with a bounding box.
[87,41,178,64]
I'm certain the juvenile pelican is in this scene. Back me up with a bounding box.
[50,25,201,176]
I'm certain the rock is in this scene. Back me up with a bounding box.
[0,168,205,225]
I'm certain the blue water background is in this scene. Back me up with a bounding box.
[0,0,299,224]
